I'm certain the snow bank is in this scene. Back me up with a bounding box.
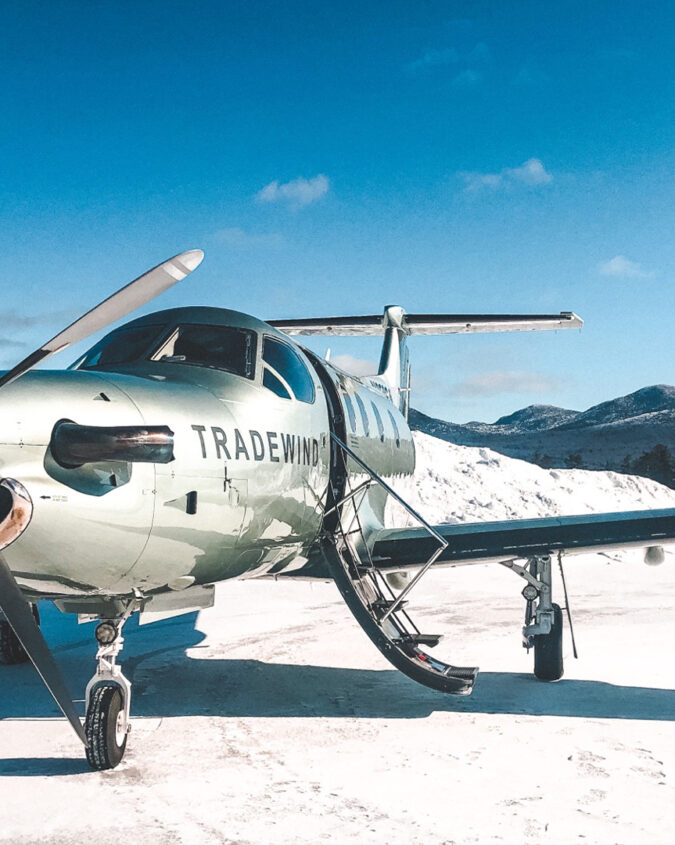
[401,431,675,526]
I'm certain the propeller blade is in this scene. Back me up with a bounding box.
[0,553,87,746]
[0,249,204,390]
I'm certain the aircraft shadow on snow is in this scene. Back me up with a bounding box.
[1,602,673,775]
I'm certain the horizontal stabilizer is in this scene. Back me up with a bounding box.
[268,311,583,336]
[371,509,675,570]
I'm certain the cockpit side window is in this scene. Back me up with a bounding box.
[263,368,291,399]
[262,336,315,403]
[152,324,256,379]
[75,324,165,370]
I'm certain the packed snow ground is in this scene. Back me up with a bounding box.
[2,434,675,844]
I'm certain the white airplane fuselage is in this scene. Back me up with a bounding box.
[0,307,414,603]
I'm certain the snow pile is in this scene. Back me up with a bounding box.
[389,431,675,527]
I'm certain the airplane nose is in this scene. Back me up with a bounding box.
[0,478,33,552]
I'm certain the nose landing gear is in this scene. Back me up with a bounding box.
[84,610,134,770]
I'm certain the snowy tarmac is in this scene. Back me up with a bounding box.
[2,558,674,845]
[2,437,674,843]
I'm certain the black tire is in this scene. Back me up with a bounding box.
[0,604,40,665]
[85,683,128,770]
[533,603,564,681]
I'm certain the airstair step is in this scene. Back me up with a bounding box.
[444,665,479,681]
[393,633,443,648]
[370,598,408,617]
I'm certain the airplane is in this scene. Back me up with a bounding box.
[1,249,673,770]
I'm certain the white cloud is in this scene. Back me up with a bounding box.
[452,69,482,88]
[407,42,488,77]
[0,308,76,329]
[214,227,284,248]
[452,370,565,397]
[0,337,25,349]
[460,158,553,192]
[598,255,651,278]
[256,174,329,209]
[330,354,377,376]
[407,47,459,73]
[506,158,552,185]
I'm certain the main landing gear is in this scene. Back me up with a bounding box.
[0,604,39,664]
[502,553,576,682]
[84,608,134,770]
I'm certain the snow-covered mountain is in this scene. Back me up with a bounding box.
[557,384,675,429]
[492,404,578,432]
[410,384,675,484]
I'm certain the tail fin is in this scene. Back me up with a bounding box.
[268,308,582,416]
[377,306,410,416]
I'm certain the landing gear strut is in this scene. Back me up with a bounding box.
[85,608,134,770]
[502,554,565,682]
[0,604,40,664]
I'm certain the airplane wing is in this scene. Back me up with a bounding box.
[313,507,675,698]
[268,311,582,336]
[370,508,675,570]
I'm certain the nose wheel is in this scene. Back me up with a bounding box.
[86,682,128,769]
[84,612,134,770]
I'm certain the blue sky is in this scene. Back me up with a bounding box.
[0,0,673,422]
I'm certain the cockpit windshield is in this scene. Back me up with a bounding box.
[74,322,257,380]
[76,324,165,370]
[152,324,256,379]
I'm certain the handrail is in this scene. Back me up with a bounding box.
[330,433,447,622]
[330,434,448,548]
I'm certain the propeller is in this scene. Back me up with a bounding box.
[0,248,204,745]
[0,249,204,390]
[0,552,87,746]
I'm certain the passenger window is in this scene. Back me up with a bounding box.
[343,394,357,432]
[387,410,401,448]
[262,337,315,403]
[354,394,370,436]
[371,402,385,442]
[263,368,291,399]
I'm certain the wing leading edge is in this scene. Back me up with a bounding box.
[371,508,675,570]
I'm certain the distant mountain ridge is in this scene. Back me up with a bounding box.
[556,384,675,430]
[410,385,675,487]
[492,404,578,431]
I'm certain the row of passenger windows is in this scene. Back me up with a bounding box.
[343,393,401,447]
